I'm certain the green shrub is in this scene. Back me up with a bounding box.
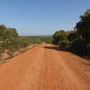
[59,40,70,48]
[53,30,68,45]
[68,30,78,41]
[86,44,90,56]
[75,9,90,44]
[0,25,45,54]
[71,40,86,55]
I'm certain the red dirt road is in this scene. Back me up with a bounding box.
[0,44,90,90]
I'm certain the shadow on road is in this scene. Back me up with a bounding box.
[44,46,69,52]
[44,46,60,51]
[44,46,90,61]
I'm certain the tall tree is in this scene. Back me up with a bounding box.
[68,30,77,42]
[75,9,90,44]
[53,30,68,45]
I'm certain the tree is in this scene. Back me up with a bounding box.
[3,28,18,39]
[68,30,77,42]
[53,30,68,45]
[0,25,6,30]
[75,9,90,44]
[0,25,18,39]
[0,25,7,38]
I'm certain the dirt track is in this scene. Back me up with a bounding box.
[0,44,90,90]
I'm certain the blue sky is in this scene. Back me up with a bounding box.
[0,0,90,35]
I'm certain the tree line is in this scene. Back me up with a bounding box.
[0,24,52,56]
[53,9,90,58]
[0,25,46,55]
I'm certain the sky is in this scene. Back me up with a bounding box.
[0,0,90,35]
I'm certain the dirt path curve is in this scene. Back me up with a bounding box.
[0,44,90,90]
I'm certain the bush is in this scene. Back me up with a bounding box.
[0,25,45,54]
[68,30,78,42]
[71,40,86,55]
[53,30,68,45]
[86,44,90,56]
[75,9,90,44]
[59,40,70,48]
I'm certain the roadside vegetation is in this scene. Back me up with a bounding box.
[0,25,52,61]
[0,9,89,61]
[53,9,90,59]
[0,26,40,53]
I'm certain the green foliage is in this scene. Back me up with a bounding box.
[73,9,90,58]
[3,28,18,39]
[59,40,70,48]
[75,9,90,44]
[86,44,90,56]
[68,30,78,42]
[0,25,48,54]
[39,37,53,44]
[53,30,68,45]
[0,27,18,41]
[71,40,86,55]
[53,9,90,58]
[0,25,6,30]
